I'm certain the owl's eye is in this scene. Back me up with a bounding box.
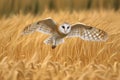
[62,26,65,29]
[67,26,69,29]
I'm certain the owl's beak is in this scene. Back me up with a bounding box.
[64,30,67,33]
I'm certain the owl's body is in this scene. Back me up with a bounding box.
[22,18,108,49]
[44,34,65,48]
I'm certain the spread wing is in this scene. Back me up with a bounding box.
[22,18,58,35]
[67,23,108,41]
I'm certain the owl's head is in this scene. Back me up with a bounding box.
[58,23,71,34]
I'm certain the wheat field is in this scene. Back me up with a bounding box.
[0,10,120,80]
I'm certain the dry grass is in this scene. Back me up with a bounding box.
[0,10,120,80]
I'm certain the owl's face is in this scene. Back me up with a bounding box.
[58,23,71,34]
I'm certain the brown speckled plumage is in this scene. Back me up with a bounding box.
[22,18,108,49]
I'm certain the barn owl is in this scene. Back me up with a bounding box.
[22,18,108,49]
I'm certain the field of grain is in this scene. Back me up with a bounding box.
[0,10,120,80]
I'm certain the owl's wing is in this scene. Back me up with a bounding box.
[67,23,108,41]
[22,18,58,35]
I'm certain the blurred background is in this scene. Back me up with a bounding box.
[0,0,120,17]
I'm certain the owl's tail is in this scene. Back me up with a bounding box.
[44,36,64,49]
[44,36,53,45]
[44,36,56,49]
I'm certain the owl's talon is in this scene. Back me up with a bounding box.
[52,45,56,49]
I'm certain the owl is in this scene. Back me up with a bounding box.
[22,18,108,49]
